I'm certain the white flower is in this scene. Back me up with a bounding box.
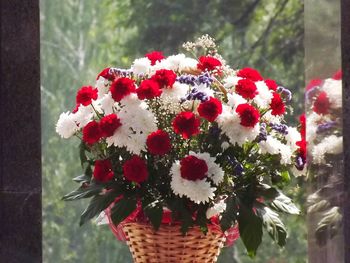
[95,76,110,99]
[262,110,283,123]
[99,92,116,115]
[159,82,189,114]
[170,152,224,204]
[72,104,94,128]
[193,83,214,97]
[285,127,301,152]
[206,199,227,219]
[312,135,343,164]
[259,136,292,164]
[227,93,247,110]
[178,57,198,72]
[253,81,273,108]
[56,111,78,139]
[322,78,342,109]
[223,76,242,89]
[217,106,259,146]
[165,53,186,71]
[221,141,230,151]
[131,57,151,75]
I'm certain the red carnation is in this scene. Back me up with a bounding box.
[270,93,286,116]
[82,121,102,145]
[136,79,162,100]
[99,114,122,137]
[123,155,149,183]
[145,51,165,66]
[313,91,330,115]
[151,69,177,88]
[235,79,258,99]
[110,77,136,102]
[146,130,172,155]
[296,139,307,161]
[299,114,306,139]
[237,68,263,81]
[197,97,222,122]
[96,67,114,81]
[93,159,114,182]
[197,56,222,72]
[306,79,322,91]
[333,70,342,80]
[180,155,208,181]
[236,103,260,128]
[172,111,201,139]
[264,79,278,91]
[76,86,98,106]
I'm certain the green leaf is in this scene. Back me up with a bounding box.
[255,203,287,247]
[237,204,263,258]
[73,174,91,183]
[79,141,88,168]
[257,184,279,201]
[270,191,300,215]
[110,197,137,226]
[220,196,237,232]
[142,199,163,231]
[280,170,290,183]
[80,190,119,226]
[62,183,103,201]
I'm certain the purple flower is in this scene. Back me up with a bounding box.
[269,123,288,135]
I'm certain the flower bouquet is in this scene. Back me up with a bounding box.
[57,35,303,261]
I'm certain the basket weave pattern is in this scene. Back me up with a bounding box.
[122,222,225,263]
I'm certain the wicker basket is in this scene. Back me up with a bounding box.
[122,222,225,263]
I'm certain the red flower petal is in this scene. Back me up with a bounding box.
[123,155,149,183]
[236,103,260,128]
[180,155,208,181]
[197,97,222,122]
[172,111,200,139]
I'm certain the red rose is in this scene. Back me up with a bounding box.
[145,51,165,66]
[99,114,122,137]
[236,103,260,128]
[93,159,114,182]
[197,97,222,122]
[264,79,278,91]
[333,70,342,80]
[237,68,263,81]
[76,86,98,106]
[270,93,286,116]
[146,130,172,155]
[299,114,306,139]
[235,79,258,99]
[110,77,136,102]
[96,67,114,81]
[123,155,149,183]
[172,111,200,139]
[82,121,102,145]
[136,79,162,100]
[180,155,208,181]
[313,91,330,115]
[197,56,222,72]
[151,69,177,88]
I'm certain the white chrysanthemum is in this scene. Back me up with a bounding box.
[56,111,78,139]
[253,81,273,108]
[322,78,342,109]
[170,152,224,204]
[99,92,116,115]
[306,112,322,143]
[178,57,198,72]
[106,94,157,154]
[217,106,259,146]
[312,135,343,164]
[72,105,94,128]
[95,76,110,99]
[285,127,302,152]
[223,76,242,89]
[262,110,283,123]
[131,57,151,75]
[165,53,186,71]
[259,136,292,164]
[227,93,247,110]
[159,82,189,114]
[206,199,227,219]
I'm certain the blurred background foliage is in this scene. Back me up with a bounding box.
[41,0,306,262]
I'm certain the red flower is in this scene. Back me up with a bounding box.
[99,114,122,137]
[136,79,162,100]
[299,114,306,139]
[313,91,330,115]
[146,130,172,155]
[296,139,307,161]
[270,93,286,116]
[93,159,114,182]
[76,86,98,106]
[333,70,342,80]
[197,56,222,72]
[110,77,136,102]
[237,68,263,81]
[145,51,165,66]
[264,79,278,91]
[96,67,114,81]
[236,103,260,128]
[235,79,258,99]
[180,155,208,181]
[172,111,200,139]
[123,155,149,183]
[82,121,102,145]
[197,97,222,122]
[151,69,177,88]
[306,79,322,91]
